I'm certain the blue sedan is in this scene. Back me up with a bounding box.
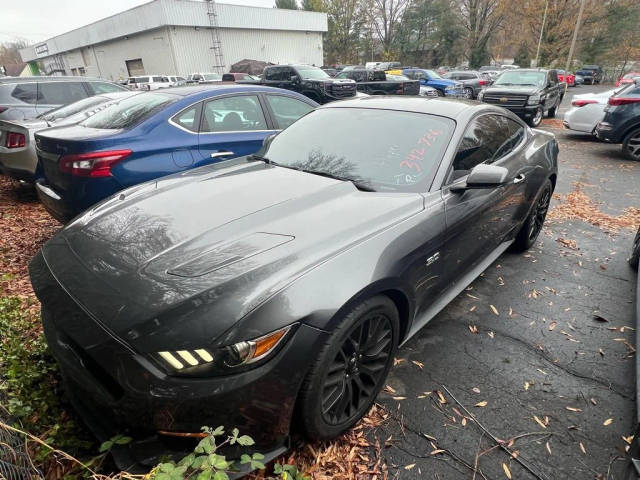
[34,85,318,222]
[402,69,464,97]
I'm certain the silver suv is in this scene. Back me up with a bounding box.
[0,76,128,121]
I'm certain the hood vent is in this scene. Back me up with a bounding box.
[167,232,294,278]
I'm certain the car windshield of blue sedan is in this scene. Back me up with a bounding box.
[263,108,455,192]
[494,71,546,87]
[81,92,177,129]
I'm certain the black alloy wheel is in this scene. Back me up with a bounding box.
[321,312,393,425]
[528,107,543,127]
[513,179,553,251]
[463,87,474,99]
[436,89,444,97]
[297,296,399,439]
[622,128,640,161]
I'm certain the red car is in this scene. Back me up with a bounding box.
[615,72,640,87]
[557,69,576,87]
[221,72,260,82]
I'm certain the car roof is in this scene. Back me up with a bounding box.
[318,96,496,119]
[448,70,480,74]
[0,76,107,84]
[160,84,312,100]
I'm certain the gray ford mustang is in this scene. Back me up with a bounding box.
[30,97,558,469]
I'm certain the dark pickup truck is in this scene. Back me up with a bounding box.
[261,64,356,104]
[479,68,564,127]
[575,65,603,85]
[333,69,420,95]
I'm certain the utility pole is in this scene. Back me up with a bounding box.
[534,0,548,67]
[565,0,586,73]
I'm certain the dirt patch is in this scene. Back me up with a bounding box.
[0,177,60,298]
[548,182,640,232]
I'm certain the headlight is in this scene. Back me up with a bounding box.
[154,325,294,376]
[527,94,541,105]
[445,85,455,90]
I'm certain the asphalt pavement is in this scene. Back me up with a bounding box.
[375,84,639,479]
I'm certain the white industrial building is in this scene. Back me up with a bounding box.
[19,0,327,81]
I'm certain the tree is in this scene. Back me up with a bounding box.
[0,39,29,67]
[324,0,366,64]
[513,41,530,67]
[368,0,410,57]
[457,0,505,68]
[275,0,298,10]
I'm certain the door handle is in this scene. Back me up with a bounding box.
[513,173,526,184]
[210,151,234,158]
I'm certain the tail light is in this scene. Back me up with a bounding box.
[571,99,598,107]
[59,150,131,177]
[479,79,488,86]
[5,132,26,148]
[608,97,640,106]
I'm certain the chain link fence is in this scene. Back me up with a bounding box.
[0,401,42,480]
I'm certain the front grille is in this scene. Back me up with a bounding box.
[330,83,356,98]
[424,89,438,97]
[483,94,528,107]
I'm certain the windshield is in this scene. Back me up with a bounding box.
[424,69,442,79]
[262,108,455,193]
[386,74,410,81]
[81,92,176,129]
[203,73,222,81]
[297,67,330,80]
[40,96,107,122]
[494,71,546,86]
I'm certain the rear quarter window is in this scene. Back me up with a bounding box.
[7,83,38,104]
[81,92,176,129]
[38,82,88,105]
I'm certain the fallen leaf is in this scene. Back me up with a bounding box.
[546,441,552,455]
[566,406,582,412]
[524,381,530,391]
[488,331,495,339]
[430,449,446,455]
[623,435,634,445]
[490,305,499,315]
[404,464,416,470]
[593,314,609,323]
[462,418,467,426]
[411,360,424,369]
[599,348,605,356]
[436,390,447,404]
[475,401,488,407]
[392,396,406,401]
[393,358,405,366]
[604,418,613,426]
[383,385,397,394]
[549,321,557,331]
[469,324,478,334]
[533,416,547,429]
[580,442,586,454]
[503,463,512,479]
[469,305,477,312]
[472,387,481,394]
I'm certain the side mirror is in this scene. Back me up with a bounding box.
[634,77,640,85]
[290,75,301,84]
[450,164,509,192]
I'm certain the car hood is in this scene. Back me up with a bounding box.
[484,85,540,95]
[39,159,423,350]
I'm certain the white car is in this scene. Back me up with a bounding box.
[166,75,186,87]
[187,73,223,84]
[126,75,170,90]
[563,87,621,134]
[419,85,439,97]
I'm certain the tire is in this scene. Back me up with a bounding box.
[622,127,640,161]
[527,107,543,127]
[512,179,553,252]
[463,87,474,99]
[297,295,399,440]
[436,89,444,97]
[629,227,640,269]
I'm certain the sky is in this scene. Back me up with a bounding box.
[0,0,276,44]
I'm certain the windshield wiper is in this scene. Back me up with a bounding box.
[296,168,376,192]
[249,155,375,191]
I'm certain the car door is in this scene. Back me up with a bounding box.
[439,114,526,285]
[197,94,276,164]
[544,71,560,110]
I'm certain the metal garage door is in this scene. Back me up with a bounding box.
[126,59,145,76]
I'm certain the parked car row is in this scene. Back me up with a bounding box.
[25,91,559,471]
[563,78,640,161]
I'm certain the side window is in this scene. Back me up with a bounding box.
[626,87,640,98]
[335,72,348,79]
[10,83,38,104]
[265,95,314,129]
[89,81,125,94]
[450,115,508,180]
[38,82,87,105]
[492,117,526,162]
[200,95,267,133]
[172,105,199,132]
[264,67,283,81]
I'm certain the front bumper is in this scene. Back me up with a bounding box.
[30,251,328,470]
[497,104,541,121]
